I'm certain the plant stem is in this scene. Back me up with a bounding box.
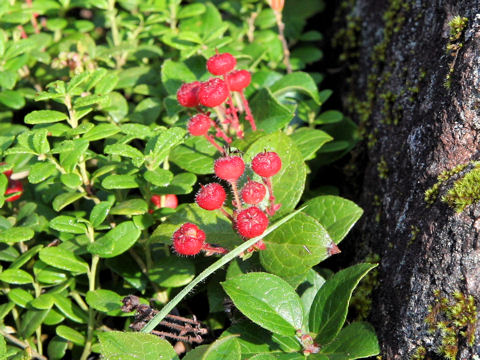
[140,207,305,333]
[0,329,47,360]
[204,134,225,154]
[229,180,243,211]
[80,227,99,360]
[274,10,292,73]
[239,91,257,131]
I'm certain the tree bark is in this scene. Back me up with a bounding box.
[342,0,480,358]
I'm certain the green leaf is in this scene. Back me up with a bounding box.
[25,110,68,124]
[0,269,33,284]
[249,355,277,360]
[8,288,33,308]
[39,247,89,274]
[270,72,320,104]
[54,295,88,323]
[60,173,82,188]
[290,128,332,160]
[222,272,304,336]
[309,263,377,344]
[52,191,84,212]
[98,332,179,360]
[131,97,162,124]
[87,221,141,258]
[144,127,186,170]
[148,256,195,288]
[161,59,196,95]
[59,139,89,172]
[85,289,124,315]
[152,204,239,250]
[303,196,363,244]
[169,136,216,174]
[47,336,68,360]
[89,201,112,228]
[203,335,241,360]
[19,309,49,337]
[320,322,380,360]
[245,132,306,218]
[0,227,34,243]
[178,3,206,18]
[297,270,326,325]
[30,293,55,310]
[260,212,333,277]
[50,215,86,234]
[95,72,119,94]
[154,172,197,195]
[315,110,343,125]
[0,90,25,109]
[33,261,68,285]
[144,168,173,187]
[102,174,140,189]
[82,123,120,141]
[56,325,85,346]
[105,143,144,167]
[250,88,296,133]
[9,244,42,269]
[110,199,148,216]
[28,162,57,184]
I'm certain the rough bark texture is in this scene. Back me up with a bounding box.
[345,0,480,358]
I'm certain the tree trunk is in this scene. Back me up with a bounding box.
[341,0,480,358]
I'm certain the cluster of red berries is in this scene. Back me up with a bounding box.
[172,151,282,256]
[1,163,23,202]
[177,52,257,154]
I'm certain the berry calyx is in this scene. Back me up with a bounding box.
[241,180,266,205]
[207,53,236,76]
[196,183,227,210]
[172,223,206,256]
[226,70,251,92]
[5,180,23,202]
[187,114,212,136]
[214,156,245,182]
[251,151,282,178]
[176,81,201,108]
[150,194,178,210]
[235,206,269,238]
[198,78,229,108]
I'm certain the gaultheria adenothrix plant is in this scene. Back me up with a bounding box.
[0,2,379,359]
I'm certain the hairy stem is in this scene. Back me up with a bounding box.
[274,10,292,74]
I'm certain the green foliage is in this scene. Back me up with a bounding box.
[442,163,480,212]
[0,0,378,359]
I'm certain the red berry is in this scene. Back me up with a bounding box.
[196,183,226,210]
[214,156,245,182]
[177,81,201,108]
[235,206,269,238]
[5,180,23,202]
[172,223,206,256]
[251,151,282,178]
[241,180,266,205]
[226,70,251,92]
[198,78,229,108]
[187,114,212,136]
[207,53,236,76]
[151,194,178,209]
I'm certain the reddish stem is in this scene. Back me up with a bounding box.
[229,181,243,211]
[263,176,280,216]
[17,25,28,39]
[212,122,232,144]
[240,91,256,131]
[223,75,243,139]
[204,134,225,154]
[202,243,228,255]
[219,207,233,222]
